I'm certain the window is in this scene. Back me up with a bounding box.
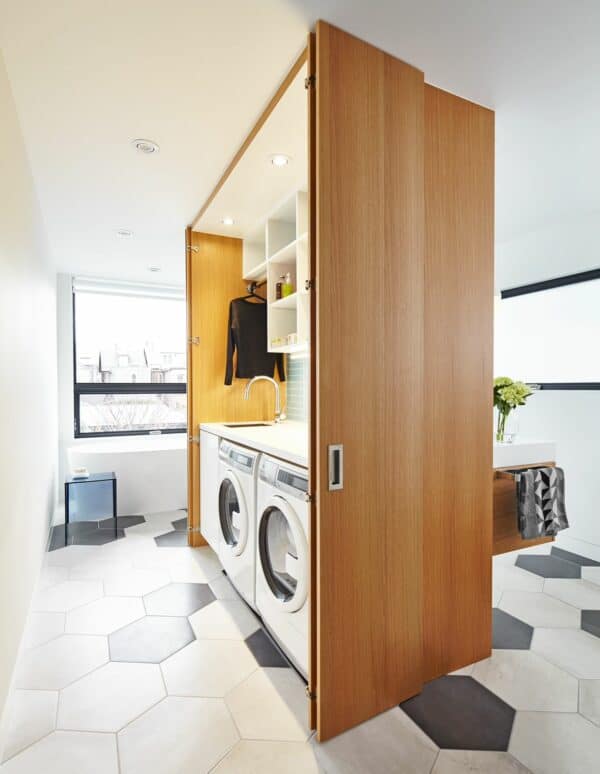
[495,269,600,388]
[73,278,187,436]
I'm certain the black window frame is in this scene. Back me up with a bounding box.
[500,268,600,391]
[72,289,187,439]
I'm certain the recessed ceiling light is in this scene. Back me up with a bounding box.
[132,138,160,154]
[270,153,291,167]
[148,266,161,272]
[116,229,133,238]
[221,217,235,225]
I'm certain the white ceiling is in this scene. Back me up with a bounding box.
[2,0,599,285]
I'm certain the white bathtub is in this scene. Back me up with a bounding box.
[68,434,187,516]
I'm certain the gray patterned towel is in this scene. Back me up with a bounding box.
[516,466,569,539]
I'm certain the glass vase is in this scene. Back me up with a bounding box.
[496,410,519,444]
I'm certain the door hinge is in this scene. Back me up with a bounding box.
[186,245,199,253]
[306,685,317,701]
[188,336,200,345]
[304,493,314,503]
[304,74,316,90]
[188,434,200,444]
[304,279,314,292]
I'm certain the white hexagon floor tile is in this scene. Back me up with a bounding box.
[57,661,165,732]
[0,689,58,762]
[189,600,260,641]
[579,680,600,727]
[118,696,238,774]
[509,711,600,774]
[68,557,133,581]
[0,730,118,774]
[65,596,145,635]
[582,566,600,586]
[498,590,580,628]
[212,740,320,773]
[32,580,104,613]
[226,668,311,742]
[493,563,544,594]
[531,627,600,678]
[37,564,69,590]
[471,649,578,711]
[103,567,171,596]
[311,707,438,774]
[543,578,600,609]
[161,639,258,697]
[22,611,65,648]
[44,546,102,567]
[15,634,108,690]
[431,750,532,773]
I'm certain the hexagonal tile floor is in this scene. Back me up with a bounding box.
[109,615,195,663]
[143,582,215,616]
[7,516,600,773]
[47,520,133,550]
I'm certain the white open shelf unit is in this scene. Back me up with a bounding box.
[242,190,309,353]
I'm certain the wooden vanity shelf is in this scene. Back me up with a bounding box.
[493,461,556,556]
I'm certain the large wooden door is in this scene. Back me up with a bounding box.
[422,86,494,678]
[312,21,425,740]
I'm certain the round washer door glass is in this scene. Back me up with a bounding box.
[259,497,308,611]
[218,473,247,556]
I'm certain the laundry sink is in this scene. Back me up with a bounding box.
[222,423,271,428]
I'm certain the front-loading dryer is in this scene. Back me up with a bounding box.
[217,440,259,610]
[256,455,309,678]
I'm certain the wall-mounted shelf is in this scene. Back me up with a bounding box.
[270,292,298,310]
[243,260,267,282]
[240,190,309,354]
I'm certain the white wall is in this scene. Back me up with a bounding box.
[0,52,57,720]
[56,274,187,518]
[496,214,600,559]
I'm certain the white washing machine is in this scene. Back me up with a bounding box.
[217,440,260,609]
[256,455,309,678]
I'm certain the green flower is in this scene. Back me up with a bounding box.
[494,376,533,441]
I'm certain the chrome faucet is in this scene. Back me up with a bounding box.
[243,376,284,423]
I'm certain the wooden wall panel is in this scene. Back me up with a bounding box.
[423,85,495,679]
[186,230,285,546]
[314,21,424,740]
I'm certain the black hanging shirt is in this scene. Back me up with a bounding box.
[225,298,285,385]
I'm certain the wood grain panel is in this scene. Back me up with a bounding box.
[314,21,424,741]
[493,462,555,555]
[186,231,285,546]
[423,85,495,679]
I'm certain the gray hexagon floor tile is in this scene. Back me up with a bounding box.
[109,616,195,663]
[582,610,600,639]
[144,583,215,616]
[154,530,188,547]
[171,517,188,531]
[492,608,534,650]
[400,676,515,751]
[515,554,581,578]
[244,629,289,668]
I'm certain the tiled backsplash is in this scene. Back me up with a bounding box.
[286,354,309,422]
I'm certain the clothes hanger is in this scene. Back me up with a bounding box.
[242,281,266,302]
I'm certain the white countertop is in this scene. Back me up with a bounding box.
[493,440,557,470]
[200,421,309,468]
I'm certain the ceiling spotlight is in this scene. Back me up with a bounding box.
[132,138,160,154]
[221,217,235,226]
[270,153,291,167]
[148,266,161,272]
[116,229,133,238]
